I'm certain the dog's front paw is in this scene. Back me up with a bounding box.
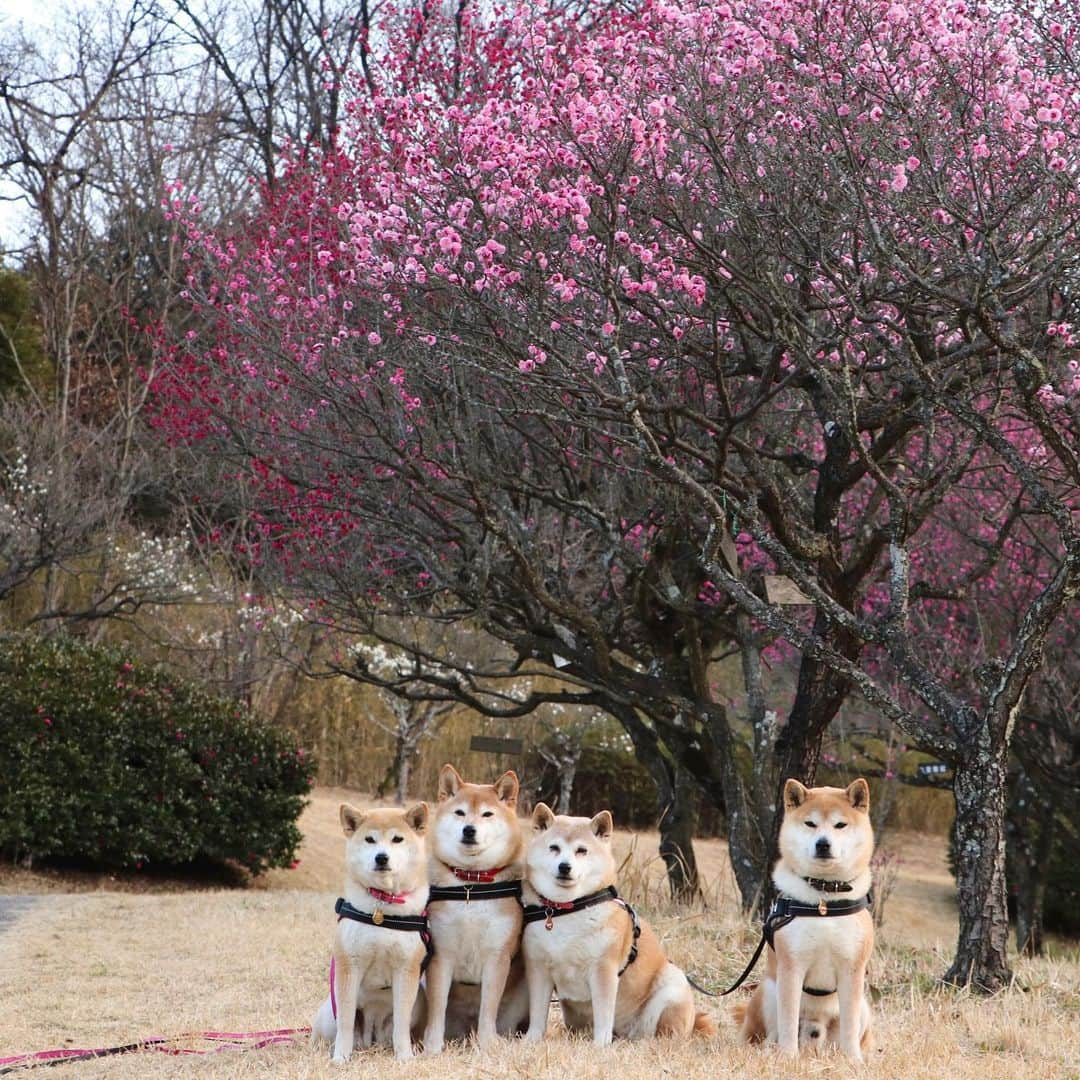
[394,1046,414,1061]
[524,1026,545,1043]
[331,1051,351,1064]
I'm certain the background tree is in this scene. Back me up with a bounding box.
[156,0,1080,986]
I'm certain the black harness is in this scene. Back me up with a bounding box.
[427,880,524,903]
[694,888,871,998]
[521,884,642,976]
[334,897,435,973]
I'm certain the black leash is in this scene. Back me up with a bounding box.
[687,892,871,998]
[522,885,642,975]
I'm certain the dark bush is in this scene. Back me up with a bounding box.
[0,634,315,874]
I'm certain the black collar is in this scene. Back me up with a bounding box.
[522,885,640,975]
[704,891,872,999]
[335,896,429,934]
[428,880,523,903]
[803,876,854,893]
[335,897,435,972]
[521,883,619,924]
[764,893,871,947]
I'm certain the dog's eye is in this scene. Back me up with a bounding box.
[575,847,587,856]
[364,836,375,844]
[482,811,494,818]
[834,821,847,829]
[549,845,560,854]
[391,835,404,843]
[804,821,816,829]
[455,809,466,816]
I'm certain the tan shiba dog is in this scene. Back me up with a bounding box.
[311,803,430,1062]
[423,765,529,1054]
[737,778,874,1060]
[522,805,716,1045]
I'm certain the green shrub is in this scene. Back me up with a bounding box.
[0,634,315,874]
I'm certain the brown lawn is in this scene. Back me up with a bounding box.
[1,788,1077,1078]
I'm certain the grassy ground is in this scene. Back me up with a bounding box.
[1,789,1077,1077]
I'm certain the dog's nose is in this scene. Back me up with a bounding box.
[374,852,390,867]
[557,861,572,878]
[462,824,477,841]
[815,837,832,857]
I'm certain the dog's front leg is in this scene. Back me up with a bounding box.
[588,959,619,1047]
[774,957,804,1057]
[331,956,361,1063]
[524,958,553,1042]
[835,964,866,1062]
[477,948,512,1047]
[421,950,454,1055]
[391,963,421,1061]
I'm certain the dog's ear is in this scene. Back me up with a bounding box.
[590,810,614,840]
[846,778,870,813]
[405,802,429,835]
[438,763,463,802]
[532,802,555,832]
[340,803,365,836]
[493,770,519,807]
[783,779,808,810]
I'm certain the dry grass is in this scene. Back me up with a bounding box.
[1,789,1078,1078]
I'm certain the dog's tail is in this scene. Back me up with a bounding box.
[730,997,766,1043]
[693,1010,718,1038]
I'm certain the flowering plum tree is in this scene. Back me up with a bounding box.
[156,0,1080,988]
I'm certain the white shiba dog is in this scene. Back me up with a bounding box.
[521,804,715,1045]
[311,803,430,1061]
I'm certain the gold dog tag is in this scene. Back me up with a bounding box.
[818,900,828,916]
[373,908,385,925]
[545,912,554,931]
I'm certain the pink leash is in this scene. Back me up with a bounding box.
[0,1028,309,1072]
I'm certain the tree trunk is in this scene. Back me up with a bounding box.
[612,704,700,901]
[1013,775,1054,957]
[556,757,578,814]
[945,745,1012,991]
[396,745,414,805]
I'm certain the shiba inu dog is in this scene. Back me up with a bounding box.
[423,765,529,1053]
[521,804,716,1045]
[737,778,874,1060]
[311,803,430,1062]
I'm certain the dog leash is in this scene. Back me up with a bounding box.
[687,892,872,998]
[0,1029,309,1073]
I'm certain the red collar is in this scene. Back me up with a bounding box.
[368,886,410,905]
[451,865,507,884]
[536,893,577,911]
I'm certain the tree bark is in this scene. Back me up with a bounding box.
[945,745,1013,991]
[556,758,578,814]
